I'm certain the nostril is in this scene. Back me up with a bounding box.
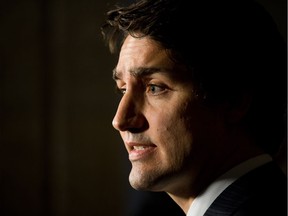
[112,112,149,132]
[112,113,133,131]
[112,91,149,132]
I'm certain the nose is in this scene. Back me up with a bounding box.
[112,92,147,132]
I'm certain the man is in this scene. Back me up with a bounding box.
[101,0,287,215]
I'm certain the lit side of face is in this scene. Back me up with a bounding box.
[112,35,222,193]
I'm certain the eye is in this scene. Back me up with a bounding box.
[147,84,166,95]
[114,85,126,95]
[118,88,126,95]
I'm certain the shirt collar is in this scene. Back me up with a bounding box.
[187,154,273,216]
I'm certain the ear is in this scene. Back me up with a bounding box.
[224,94,252,124]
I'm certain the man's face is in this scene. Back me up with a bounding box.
[112,36,224,193]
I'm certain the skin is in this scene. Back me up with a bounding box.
[112,35,263,213]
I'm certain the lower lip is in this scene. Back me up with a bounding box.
[129,146,156,161]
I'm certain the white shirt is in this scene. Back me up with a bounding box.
[186,154,273,216]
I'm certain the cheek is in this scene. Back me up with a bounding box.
[150,108,194,162]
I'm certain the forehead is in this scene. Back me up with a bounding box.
[121,35,162,54]
[114,35,184,80]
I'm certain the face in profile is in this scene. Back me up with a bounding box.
[112,35,226,193]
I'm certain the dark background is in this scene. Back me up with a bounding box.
[0,0,286,215]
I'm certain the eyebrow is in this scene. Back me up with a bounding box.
[112,67,163,80]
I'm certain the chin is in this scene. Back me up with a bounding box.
[129,170,171,192]
[128,170,155,190]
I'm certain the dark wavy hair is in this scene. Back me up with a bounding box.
[101,0,287,155]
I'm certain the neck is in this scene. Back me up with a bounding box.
[166,142,264,214]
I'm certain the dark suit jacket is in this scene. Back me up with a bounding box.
[204,161,287,216]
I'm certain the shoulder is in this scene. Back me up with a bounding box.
[205,162,287,216]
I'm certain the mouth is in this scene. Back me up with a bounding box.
[126,142,157,161]
[132,145,149,150]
